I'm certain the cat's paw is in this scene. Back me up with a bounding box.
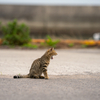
[45,77,49,79]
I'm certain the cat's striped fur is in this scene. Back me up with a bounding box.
[13,48,57,79]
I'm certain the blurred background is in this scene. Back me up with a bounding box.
[0,0,100,39]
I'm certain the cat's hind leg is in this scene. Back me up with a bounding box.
[39,76,45,79]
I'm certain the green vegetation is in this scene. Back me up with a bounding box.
[23,43,38,49]
[68,43,74,47]
[45,35,59,47]
[1,19,31,45]
[81,44,88,48]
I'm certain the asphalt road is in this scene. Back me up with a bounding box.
[0,74,100,100]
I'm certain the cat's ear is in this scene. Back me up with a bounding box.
[47,48,54,52]
[50,47,54,51]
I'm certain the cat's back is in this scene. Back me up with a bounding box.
[31,58,41,68]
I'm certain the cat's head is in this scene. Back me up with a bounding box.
[46,48,57,59]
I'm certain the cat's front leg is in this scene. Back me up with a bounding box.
[43,71,49,79]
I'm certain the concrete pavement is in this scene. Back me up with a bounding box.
[0,49,100,75]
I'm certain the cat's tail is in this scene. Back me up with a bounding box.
[13,74,30,79]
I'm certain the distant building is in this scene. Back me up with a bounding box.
[0,5,100,39]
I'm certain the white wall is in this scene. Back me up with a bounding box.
[0,0,100,5]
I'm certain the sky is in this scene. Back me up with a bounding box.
[0,0,100,5]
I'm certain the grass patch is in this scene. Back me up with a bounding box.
[81,44,88,48]
[68,43,74,47]
[45,35,60,47]
[23,43,38,49]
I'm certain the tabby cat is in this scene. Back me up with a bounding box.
[13,48,57,79]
